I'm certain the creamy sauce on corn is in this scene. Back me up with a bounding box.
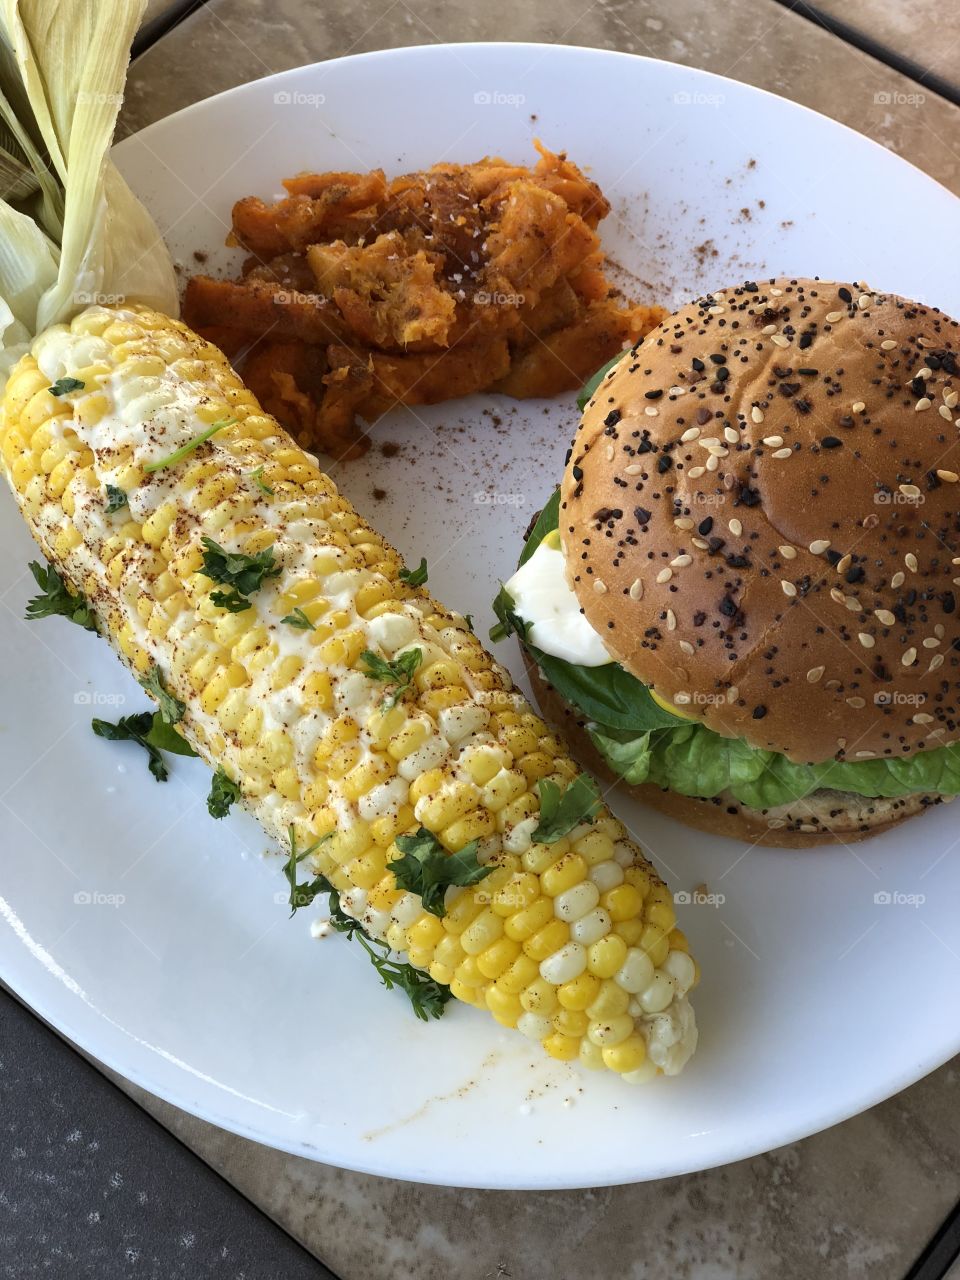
[16,307,698,1079]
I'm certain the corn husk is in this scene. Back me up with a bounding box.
[0,0,177,373]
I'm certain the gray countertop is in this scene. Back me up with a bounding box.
[6,2,960,1278]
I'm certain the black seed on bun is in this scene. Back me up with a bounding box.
[561,278,960,769]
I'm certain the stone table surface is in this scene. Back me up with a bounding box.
[811,0,960,96]
[63,1,960,1278]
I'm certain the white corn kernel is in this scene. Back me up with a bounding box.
[539,941,587,984]
[572,907,612,945]
[616,947,656,994]
[639,972,677,1013]
[553,880,600,922]
[517,1011,553,1041]
[589,860,624,892]
[662,949,697,994]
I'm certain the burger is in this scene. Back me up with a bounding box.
[491,278,960,847]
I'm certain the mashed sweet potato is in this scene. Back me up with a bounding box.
[183,143,664,458]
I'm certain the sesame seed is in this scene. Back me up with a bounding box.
[854,751,876,759]
[708,305,725,315]
[666,609,677,630]
[825,310,844,323]
[899,483,922,499]
[772,447,793,460]
[771,334,790,348]
[857,293,872,309]
[699,437,721,447]
[624,463,644,475]
[915,397,932,412]
[836,554,852,574]
[902,647,918,666]
[913,713,934,724]
[845,596,861,612]
[809,539,831,554]
[645,406,659,417]
[936,469,958,482]
[807,665,825,682]
[671,554,693,567]
[763,435,784,447]
[708,445,729,458]
[605,444,615,461]
[880,339,897,351]
[852,401,866,413]
[679,639,694,655]
[923,637,940,648]
[779,544,797,559]
[917,368,932,380]
[770,287,783,297]
[751,406,764,424]
[944,390,959,409]
[890,571,905,589]
[875,609,896,626]
[680,426,701,443]
[905,552,919,572]
[858,632,875,648]
[939,405,954,422]
[729,518,743,536]
[724,426,739,444]
[656,568,673,584]
[929,653,945,671]
[830,588,845,605]
[781,580,797,597]
[761,324,777,335]
[688,466,705,479]
[691,537,709,550]
[845,697,865,709]
[593,579,607,594]
[726,686,739,703]
[629,578,644,600]
[674,517,694,530]
[706,454,720,472]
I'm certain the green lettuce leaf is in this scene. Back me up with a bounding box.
[508,473,960,808]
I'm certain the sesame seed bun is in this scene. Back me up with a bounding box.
[561,277,960,767]
[524,648,945,848]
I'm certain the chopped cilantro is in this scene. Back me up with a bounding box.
[24,561,97,632]
[532,775,603,843]
[399,557,428,587]
[359,648,422,709]
[200,536,282,613]
[389,827,491,917]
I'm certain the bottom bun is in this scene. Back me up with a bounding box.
[522,647,946,849]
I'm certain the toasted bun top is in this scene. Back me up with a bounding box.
[560,278,960,764]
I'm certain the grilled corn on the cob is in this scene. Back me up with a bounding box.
[0,304,698,1080]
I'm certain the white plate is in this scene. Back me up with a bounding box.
[2,44,959,1190]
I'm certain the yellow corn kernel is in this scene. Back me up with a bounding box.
[640,924,670,969]
[504,896,553,942]
[520,977,559,1015]
[553,1008,589,1038]
[495,953,540,996]
[648,901,677,934]
[586,980,630,1021]
[614,919,645,948]
[418,782,476,831]
[491,872,540,918]
[557,972,601,1012]
[602,884,644,923]
[341,757,393,803]
[522,919,569,962]
[481,768,527,812]
[433,933,465,971]
[543,1033,579,1062]
[602,1035,647,1074]
[408,767,444,807]
[406,914,445,953]
[485,985,522,1020]
[454,956,487,989]
[440,809,496,851]
[522,839,568,875]
[345,848,388,890]
[302,670,333,710]
[541,853,587,897]
[459,908,505,956]
[442,892,484,936]
[587,933,628,978]
[573,832,616,866]
[476,936,522,980]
